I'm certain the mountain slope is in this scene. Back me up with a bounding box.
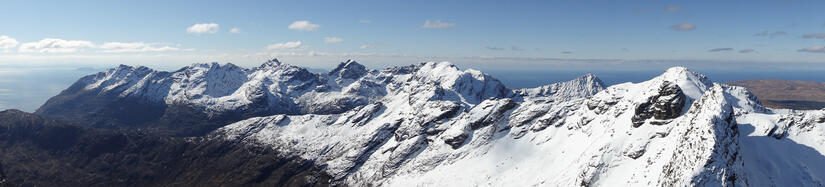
[0,109,333,186]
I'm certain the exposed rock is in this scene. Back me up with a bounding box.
[632,81,687,127]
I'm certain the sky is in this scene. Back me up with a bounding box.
[1,0,825,72]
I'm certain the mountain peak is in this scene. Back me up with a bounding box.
[512,73,606,101]
[329,59,368,79]
[650,66,712,100]
[259,58,282,68]
[268,58,281,65]
[114,64,136,70]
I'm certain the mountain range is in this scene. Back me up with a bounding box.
[2,59,824,186]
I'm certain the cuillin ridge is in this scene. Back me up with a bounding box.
[35,59,825,186]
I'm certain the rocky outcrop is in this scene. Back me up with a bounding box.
[631,81,687,127]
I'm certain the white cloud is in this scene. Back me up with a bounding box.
[802,33,825,39]
[359,19,372,24]
[0,35,19,50]
[422,20,454,29]
[670,22,696,31]
[19,38,95,53]
[230,27,241,33]
[266,41,304,50]
[360,44,373,49]
[187,23,220,34]
[99,42,185,53]
[324,37,343,43]
[288,21,320,31]
[798,46,825,53]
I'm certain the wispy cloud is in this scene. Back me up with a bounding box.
[562,51,573,54]
[670,22,696,31]
[754,31,787,37]
[738,49,755,53]
[485,46,505,51]
[324,37,343,43]
[186,23,220,34]
[485,46,525,51]
[100,42,187,53]
[0,36,18,50]
[359,19,372,24]
[19,38,95,53]
[422,20,454,29]
[708,48,734,52]
[665,6,681,12]
[229,27,241,34]
[798,46,825,53]
[802,33,825,39]
[288,21,320,31]
[266,41,304,50]
[360,44,373,49]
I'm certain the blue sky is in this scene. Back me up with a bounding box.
[1,0,825,71]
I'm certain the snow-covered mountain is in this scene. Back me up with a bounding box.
[35,59,825,186]
[210,64,825,186]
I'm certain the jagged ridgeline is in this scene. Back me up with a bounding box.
[35,59,602,136]
[27,59,825,186]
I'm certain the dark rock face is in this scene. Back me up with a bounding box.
[444,133,469,149]
[0,110,334,187]
[0,162,7,185]
[329,60,368,80]
[632,81,687,127]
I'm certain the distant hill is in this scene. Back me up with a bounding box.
[727,79,825,110]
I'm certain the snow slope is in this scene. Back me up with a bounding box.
[211,64,825,186]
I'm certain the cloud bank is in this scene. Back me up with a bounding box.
[19,38,95,53]
[100,42,185,53]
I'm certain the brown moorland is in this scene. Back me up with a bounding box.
[727,79,825,110]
